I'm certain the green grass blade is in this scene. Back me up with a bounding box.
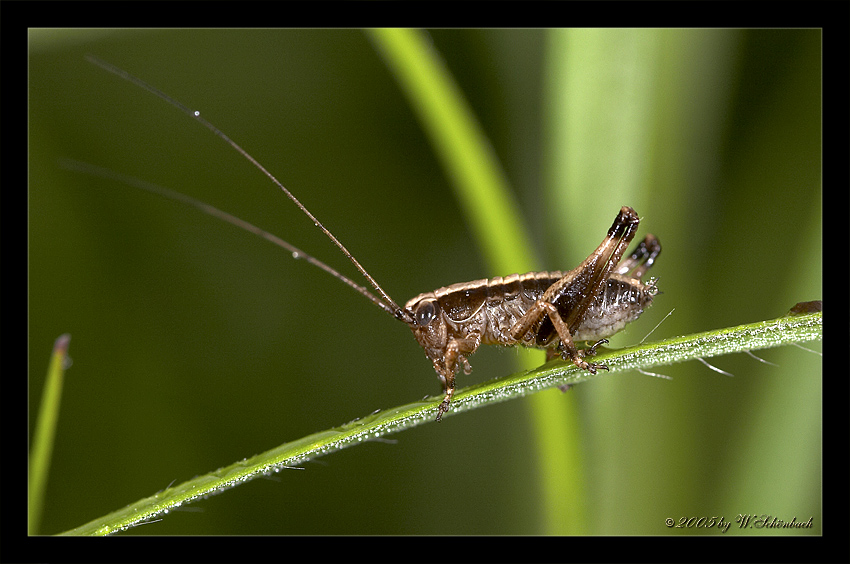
[61,311,820,535]
[29,334,72,535]
[366,28,586,534]
[366,28,537,274]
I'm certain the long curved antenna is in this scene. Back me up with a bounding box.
[86,55,412,324]
[59,158,398,318]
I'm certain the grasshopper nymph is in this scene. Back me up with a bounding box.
[407,206,660,419]
[84,57,661,421]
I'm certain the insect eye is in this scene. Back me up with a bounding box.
[414,300,438,326]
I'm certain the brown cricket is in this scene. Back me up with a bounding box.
[407,207,660,419]
[85,57,661,421]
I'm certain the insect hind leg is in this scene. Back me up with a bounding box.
[546,342,605,392]
[517,300,610,375]
[615,234,661,280]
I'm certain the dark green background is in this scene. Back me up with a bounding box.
[30,29,821,535]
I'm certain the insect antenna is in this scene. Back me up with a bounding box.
[85,55,412,324]
[58,158,398,317]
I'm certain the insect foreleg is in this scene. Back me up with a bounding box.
[435,336,479,421]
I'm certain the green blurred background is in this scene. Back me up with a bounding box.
[30,29,820,535]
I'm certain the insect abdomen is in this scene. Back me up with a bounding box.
[477,272,567,346]
[571,275,657,341]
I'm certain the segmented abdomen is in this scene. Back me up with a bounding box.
[423,271,565,346]
[427,270,654,348]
